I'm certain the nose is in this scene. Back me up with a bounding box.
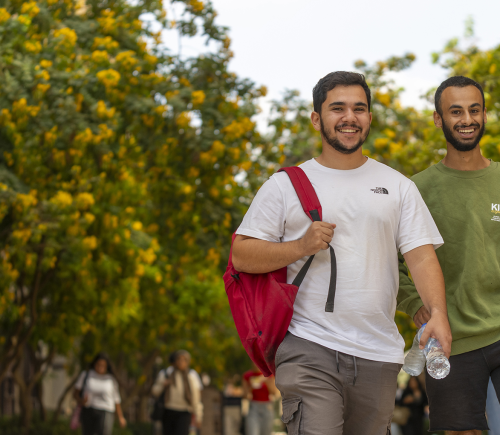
[342,108,357,123]
[462,110,474,125]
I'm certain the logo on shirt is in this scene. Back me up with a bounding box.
[492,204,500,213]
[371,187,389,194]
[492,216,500,222]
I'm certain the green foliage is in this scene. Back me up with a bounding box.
[0,0,278,419]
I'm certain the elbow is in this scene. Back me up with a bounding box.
[231,248,247,272]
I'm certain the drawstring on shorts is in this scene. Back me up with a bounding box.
[335,351,357,386]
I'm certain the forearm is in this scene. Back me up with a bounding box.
[403,245,447,316]
[232,235,306,274]
[115,403,124,419]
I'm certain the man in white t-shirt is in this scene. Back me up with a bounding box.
[231,71,452,435]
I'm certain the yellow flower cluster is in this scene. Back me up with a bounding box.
[191,90,206,106]
[0,8,11,24]
[35,70,50,81]
[97,9,116,34]
[16,192,38,209]
[25,40,42,54]
[51,191,73,208]
[189,0,205,12]
[375,91,391,107]
[222,117,254,141]
[96,100,116,119]
[374,137,389,150]
[93,36,119,51]
[12,228,32,244]
[21,1,40,17]
[36,83,50,94]
[17,15,31,26]
[176,111,191,128]
[54,28,78,51]
[91,50,109,64]
[83,236,98,250]
[97,69,121,88]
[40,59,53,69]
[95,123,114,143]
[211,140,225,156]
[75,192,95,209]
[115,50,138,69]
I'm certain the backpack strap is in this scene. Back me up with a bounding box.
[278,166,337,313]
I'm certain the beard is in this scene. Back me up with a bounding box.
[320,117,370,155]
[442,119,485,152]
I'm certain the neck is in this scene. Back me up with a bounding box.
[442,143,490,171]
[316,142,367,170]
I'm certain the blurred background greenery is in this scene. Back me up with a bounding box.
[0,0,499,430]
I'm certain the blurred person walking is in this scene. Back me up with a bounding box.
[74,352,126,435]
[232,71,451,435]
[152,350,203,435]
[399,377,428,435]
[398,76,500,434]
[242,364,278,435]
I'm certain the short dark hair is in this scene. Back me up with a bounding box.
[435,76,485,116]
[313,71,371,114]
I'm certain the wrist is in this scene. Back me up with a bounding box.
[429,307,447,316]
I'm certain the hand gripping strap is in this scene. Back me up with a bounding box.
[278,166,337,312]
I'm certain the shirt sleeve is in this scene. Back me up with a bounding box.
[75,371,86,390]
[236,176,286,243]
[113,379,121,404]
[151,370,166,398]
[397,181,444,255]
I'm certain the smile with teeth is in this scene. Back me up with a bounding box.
[338,128,359,133]
[458,128,475,133]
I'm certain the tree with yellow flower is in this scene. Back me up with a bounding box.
[0,0,280,427]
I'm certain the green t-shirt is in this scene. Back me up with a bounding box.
[397,160,500,356]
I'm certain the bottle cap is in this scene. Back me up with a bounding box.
[422,323,427,327]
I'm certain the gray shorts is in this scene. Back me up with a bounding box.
[275,333,401,435]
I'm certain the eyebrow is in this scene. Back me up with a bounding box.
[328,101,368,108]
[449,103,482,110]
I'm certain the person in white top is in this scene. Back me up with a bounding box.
[152,350,203,435]
[74,353,126,435]
[232,71,452,435]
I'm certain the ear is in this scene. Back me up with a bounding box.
[311,111,321,132]
[369,112,372,124]
[433,111,442,128]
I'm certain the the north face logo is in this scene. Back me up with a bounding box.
[371,187,389,194]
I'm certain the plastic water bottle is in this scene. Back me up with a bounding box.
[402,327,426,376]
[403,323,450,379]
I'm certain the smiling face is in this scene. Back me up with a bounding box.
[435,85,487,152]
[312,85,372,155]
[94,359,108,375]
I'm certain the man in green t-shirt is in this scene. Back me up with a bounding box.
[398,76,500,434]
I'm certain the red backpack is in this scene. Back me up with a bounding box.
[223,166,337,376]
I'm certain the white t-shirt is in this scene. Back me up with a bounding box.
[236,158,443,364]
[75,370,121,413]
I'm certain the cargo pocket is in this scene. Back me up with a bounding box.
[281,397,303,435]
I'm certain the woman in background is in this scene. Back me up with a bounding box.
[152,350,203,435]
[74,352,126,435]
[400,376,428,435]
